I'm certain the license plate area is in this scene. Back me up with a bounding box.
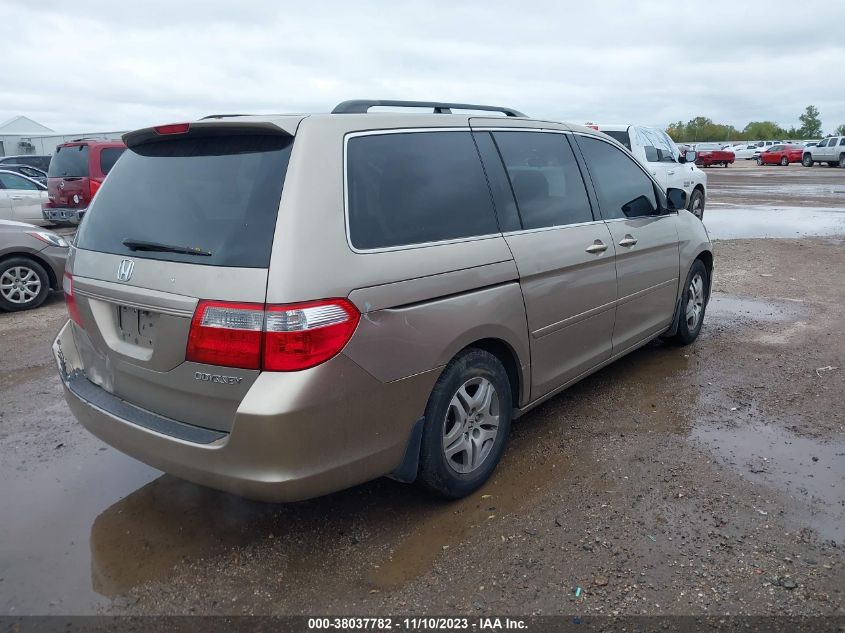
[117,305,157,349]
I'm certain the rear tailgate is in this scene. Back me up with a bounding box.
[47,144,90,209]
[67,124,295,432]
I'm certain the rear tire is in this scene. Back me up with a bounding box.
[0,257,50,312]
[840,154,845,168]
[417,349,512,499]
[667,260,708,346]
[780,156,788,166]
[688,188,705,220]
[802,154,813,167]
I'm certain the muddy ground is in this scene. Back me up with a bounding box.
[0,163,843,617]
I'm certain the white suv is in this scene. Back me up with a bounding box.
[594,125,707,219]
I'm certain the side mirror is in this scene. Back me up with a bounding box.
[682,150,697,163]
[666,188,687,211]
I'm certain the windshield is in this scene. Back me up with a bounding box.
[75,134,293,268]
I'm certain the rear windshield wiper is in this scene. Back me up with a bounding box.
[122,238,212,257]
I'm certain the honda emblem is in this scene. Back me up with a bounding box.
[117,259,135,282]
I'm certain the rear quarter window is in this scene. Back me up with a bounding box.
[346,131,499,250]
[99,147,126,175]
[48,145,90,177]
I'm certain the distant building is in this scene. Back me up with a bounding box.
[0,116,126,158]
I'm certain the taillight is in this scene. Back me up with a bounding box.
[185,299,359,371]
[89,179,101,199]
[263,300,360,371]
[186,301,264,369]
[63,273,84,328]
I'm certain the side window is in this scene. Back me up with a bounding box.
[100,148,126,175]
[636,127,675,163]
[473,132,521,233]
[0,172,39,191]
[492,131,593,230]
[576,135,659,220]
[346,131,499,250]
[839,138,845,146]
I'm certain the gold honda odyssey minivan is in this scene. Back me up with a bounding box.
[53,100,712,501]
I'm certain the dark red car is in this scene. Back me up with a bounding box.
[42,139,126,225]
[694,143,735,167]
[757,144,804,166]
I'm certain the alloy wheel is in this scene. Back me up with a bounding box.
[0,266,42,305]
[685,273,705,330]
[442,376,500,474]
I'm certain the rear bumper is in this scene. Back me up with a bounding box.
[42,206,86,224]
[53,320,439,502]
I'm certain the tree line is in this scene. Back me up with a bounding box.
[666,106,845,142]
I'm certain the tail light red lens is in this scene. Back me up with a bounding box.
[185,299,359,371]
[186,301,264,369]
[63,273,84,328]
[263,299,360,371]
[89,179,101,200]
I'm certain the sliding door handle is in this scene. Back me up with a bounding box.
[585,240,608,254]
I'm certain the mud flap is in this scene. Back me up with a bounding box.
[662,296,684,338]
[387,417,424,483]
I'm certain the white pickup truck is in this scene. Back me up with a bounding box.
[594,124,708,219]
[802,136,845,168]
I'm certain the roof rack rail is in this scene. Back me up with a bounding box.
[331,100,526,117]
[200,114,252,120]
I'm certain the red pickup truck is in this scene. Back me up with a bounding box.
[694,143,735,168]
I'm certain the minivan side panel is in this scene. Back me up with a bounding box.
[504,224,617,400]
[345,280,530,403]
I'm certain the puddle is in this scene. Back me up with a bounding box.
[0,448,159,615]
[704,206,845,239]
[712,184,845,200]
[706,294,801,324]
[692,422,844,541]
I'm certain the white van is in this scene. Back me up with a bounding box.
[593,125,707,219]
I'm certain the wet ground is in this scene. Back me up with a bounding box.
[0,163,843,616]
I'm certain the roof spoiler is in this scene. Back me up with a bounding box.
[123,121,292,149]
[331,100,527,118]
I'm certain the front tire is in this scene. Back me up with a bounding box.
[756,157,763,166]
[840,154,845,168]
[688,188,705,220]
[667,260,708,346]
[417,349,512,499]
[0,257,50,312]
[802,154,813,167]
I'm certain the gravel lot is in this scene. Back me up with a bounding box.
[1,161,843,617]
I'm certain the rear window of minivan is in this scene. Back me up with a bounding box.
[48,145,89,177]
[75,134,293,268]
[346,131,499,250]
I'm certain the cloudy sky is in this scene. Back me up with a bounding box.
[2,0,844,134]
